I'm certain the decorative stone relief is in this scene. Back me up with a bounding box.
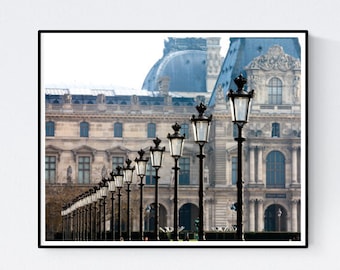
[246,45,301,71]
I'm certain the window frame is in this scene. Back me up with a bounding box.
[114,122,123,138]
[268,77,283,105]
[266,151,285,188]
[45,155,56,183]
[147,123,156,138]
[80,121,89,137]
[179,157,190,185]
[78,156,91,184]
[46,121,55,137]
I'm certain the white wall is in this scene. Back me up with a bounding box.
[1,0,337,269]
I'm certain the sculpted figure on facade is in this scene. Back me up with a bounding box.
[66,165,72,183]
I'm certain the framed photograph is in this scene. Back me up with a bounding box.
[39,30,308,247]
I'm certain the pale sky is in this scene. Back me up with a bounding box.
[41,32,230,90]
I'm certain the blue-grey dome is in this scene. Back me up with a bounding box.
[142,38,208,93]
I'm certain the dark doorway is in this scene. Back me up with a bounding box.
[264,204,287,232]
[179,203,199,232]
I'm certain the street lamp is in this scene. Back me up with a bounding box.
[191,102,212,241]
[227,74,254,240]
[167,123,185,241]
[97,183,103,240]
[100,179,109,240]
[123,158,135,241]
[87,189,95,240]
[150,137,165,240]
[113,166,124,240]
[135,149,149,240]
[91,186,99,240]
[108,171,116,241]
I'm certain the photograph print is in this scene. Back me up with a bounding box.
[39,30,307,247]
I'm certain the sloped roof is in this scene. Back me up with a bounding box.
[208,37,301,106]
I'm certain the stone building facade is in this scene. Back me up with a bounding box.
[43,36,304,240]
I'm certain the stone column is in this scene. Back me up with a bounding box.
[291,147,298,184]
[249,199,255,232]
[291,200,298,232]
[257,147,263,184]
[257,199,264,232]
[249,147,255,184]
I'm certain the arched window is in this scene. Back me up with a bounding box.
[147,123,156,138]
[268,77,282,105]
[46,121,55,137]
[114,122,123,137]
[266,151,285,188]
[80,121,89,137]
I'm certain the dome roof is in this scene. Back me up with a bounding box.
[142,38,208,93]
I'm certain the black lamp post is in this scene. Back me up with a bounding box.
[108,171,116,241]
[87,189,94,240]
[191,103,212,241]
[123,159,135,241]
[91,186,99,240]
[167,123,185,241]
[100,179,108,240]
[227,74,254,240]
[113,166,124,240]
[150,137,165,240]
[97,183,103,240]
[135,149,149,240]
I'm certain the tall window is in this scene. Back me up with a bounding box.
[78,156,90,184]
[46,121,55,137]
[145,161,155,185]
[231,157,237,185]
[272,123,280,137]
[80,121,89,137]
[45,156,56,183]
[181,123,189,138]
[179,157,190,185]
[147,123,156,138]
[114,122,123,137]
[266,151,285,188]
[233,123,238,138]
[268,77,282,105]
[112,156,124,171]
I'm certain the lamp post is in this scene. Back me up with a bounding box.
[191,103,212,241]
[108,171,116,241]
[227,74,254,240]
[167,123,185,241]
[113,166,124,240]
[100,179,108,240]
[88,189,95,240]
[97,183,103,240]
[91,186,99,240]
[123,159,135,241]
[150,137,165,240]
[135,149,149,240]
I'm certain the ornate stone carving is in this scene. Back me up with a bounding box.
[246,45,300,71]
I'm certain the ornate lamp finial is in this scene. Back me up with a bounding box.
[234,74,247,91]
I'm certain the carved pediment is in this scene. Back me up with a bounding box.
[246,45,300,71]
[71,145,97,161]
[105,146,132,161]
[45,145,63,161]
